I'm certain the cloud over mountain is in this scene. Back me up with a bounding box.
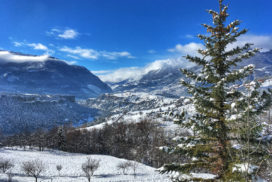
[97,58,192,83]
[95,35,272,83]
[168,42,204,56]
[27,43,48,50]
[12,41,53,55]
[227,35,272,52]
[0,51,49,63]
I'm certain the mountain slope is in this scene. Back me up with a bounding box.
[0,51,112,98]
[0,94,98,134]
[108,66,187,98]
[241,50,272,78]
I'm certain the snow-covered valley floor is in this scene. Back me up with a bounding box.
[0,148,170,182]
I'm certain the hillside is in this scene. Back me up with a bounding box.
[83,92,194,133]
[0,94,98,135]
[0,51,112,98]
[0,148,170,182]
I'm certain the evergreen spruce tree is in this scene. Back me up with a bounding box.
[160,0,272,181]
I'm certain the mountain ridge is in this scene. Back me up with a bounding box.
[0,51,112,98]
[107,51,272,97]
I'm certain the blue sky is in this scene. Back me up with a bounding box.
[0,0,272,81]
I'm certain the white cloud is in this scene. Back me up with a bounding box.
[168,35,272,57]
[12,41,54,55]
[92,70,113,75]
[60,46,99,59]
[50,28,60,33]
[96,42,206,83]
[97,58,192,83]
[144,58,189,72]
[185,34,194,39]
[98,67,142,82]
[47,28,79,39]
[0,51,49,63]
[58,29,78,39]
[0,50,77,65]
[13,41,23,47]
[100,51,134,60]
[66,54,80,60]
[59,46,134,60]
[148,49,156,54]
[168,42,204,56]
[27,43,48,50]
[97,34,272,83]
[227,35,272,52]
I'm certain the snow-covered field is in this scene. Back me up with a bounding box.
[0,148,170,182]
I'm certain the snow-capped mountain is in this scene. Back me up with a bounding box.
[241,50,272,78]
[107,64,188,98]
[0,51,112,98]
[81,51,272,130]
[107,51,272,97]
[2,50,272,135]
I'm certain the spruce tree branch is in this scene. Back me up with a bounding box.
[185,55,207,66]
[226,48,259,67]
[224,65,254,83]
[224,43,252,58]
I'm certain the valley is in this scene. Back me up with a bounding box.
[1,0,272,181]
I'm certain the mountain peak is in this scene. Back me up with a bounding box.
[0,50,112,98]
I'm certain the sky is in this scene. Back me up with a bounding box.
[0,0,272,82]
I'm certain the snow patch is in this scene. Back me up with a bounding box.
[0,148,170,182]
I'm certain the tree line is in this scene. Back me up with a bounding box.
[2,118,180,168]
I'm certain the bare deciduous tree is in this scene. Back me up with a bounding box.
[21,159,45,182]
[130,161,139,178]
[0,158,14,182]
[0,158,14,174]
[7,170,14,182]
[117,161,132,175]
[56,164,62,177]
[81,157,100,182]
